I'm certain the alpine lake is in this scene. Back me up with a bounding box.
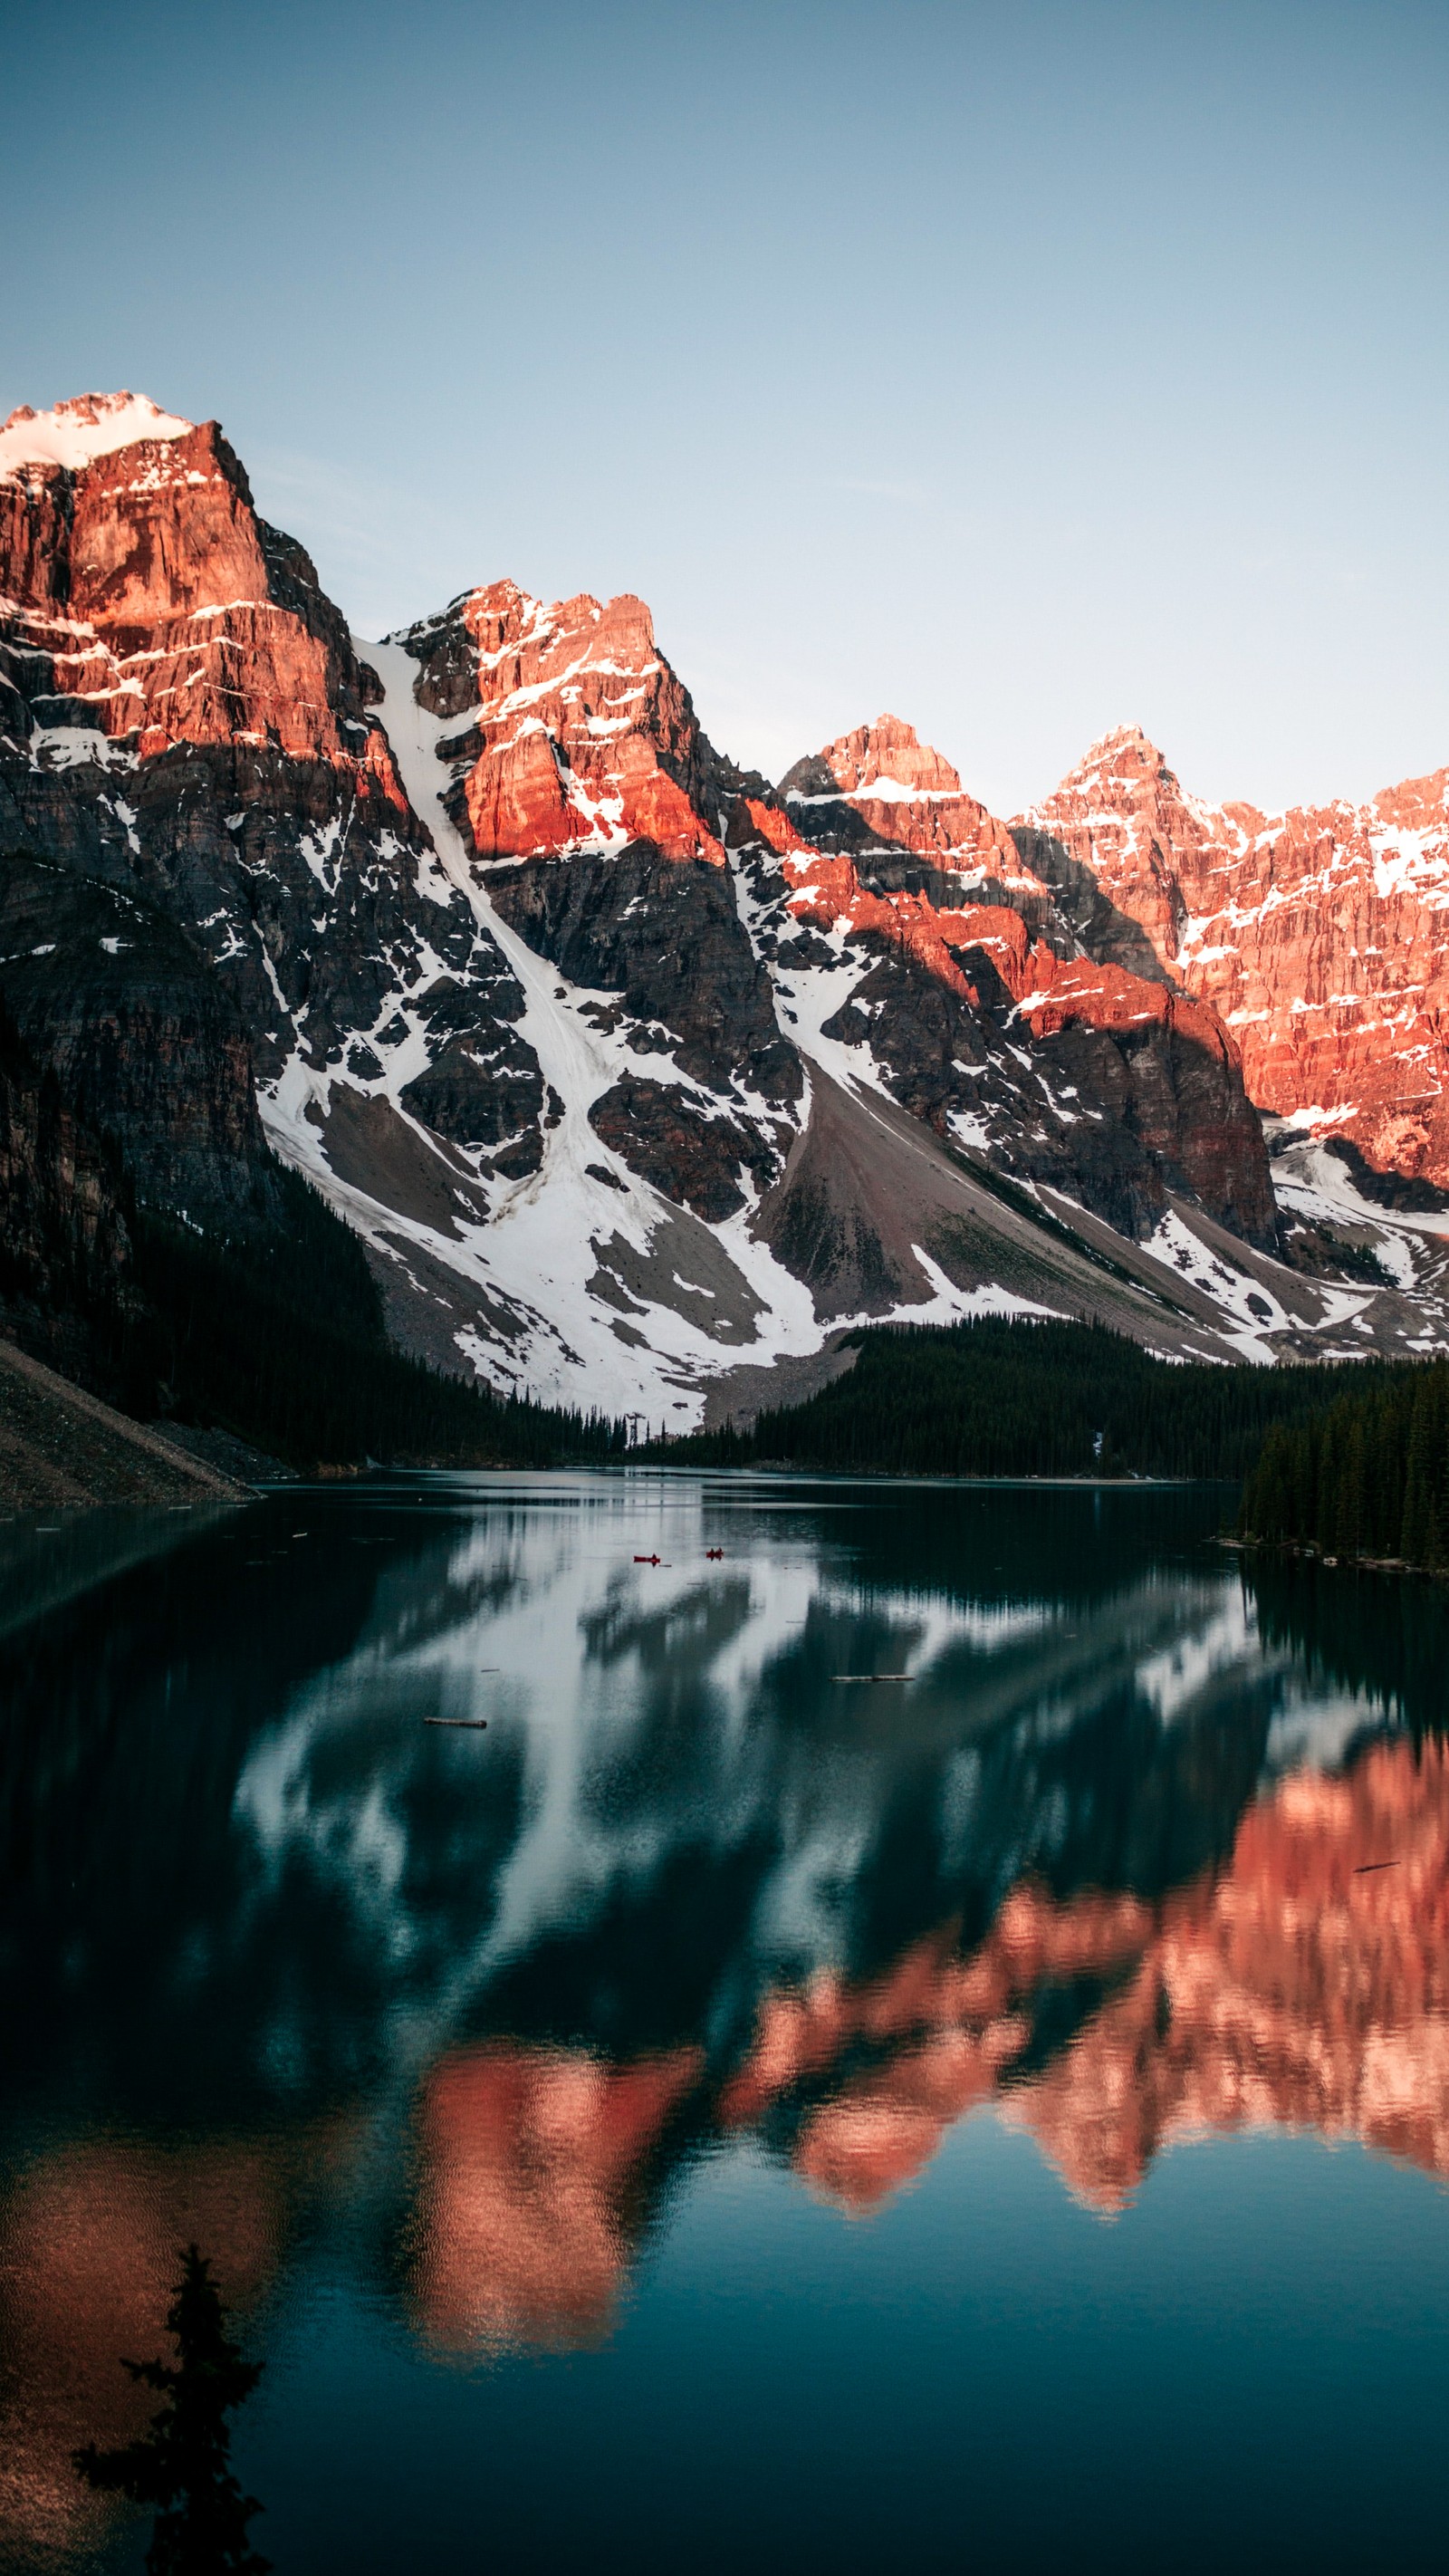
[3,1472,1448,2574]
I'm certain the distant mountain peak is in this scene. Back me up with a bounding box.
[0,390,195,478]
[1057,725,1175,790]
[804,715,965,801]
[461,579,659,675]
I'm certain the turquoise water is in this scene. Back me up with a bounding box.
[2,1475,1447,2572]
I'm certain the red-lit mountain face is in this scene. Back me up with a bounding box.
[5,392,1448,1421]
[1017,726,1449,1191]
[387,581,801,1225]
[392,592,1271,1244]
[0,395,542,1213]
[753,716,1275,1248]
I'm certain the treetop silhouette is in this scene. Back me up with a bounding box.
[73,2243,269,2576]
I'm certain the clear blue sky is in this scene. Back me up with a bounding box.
[3,0,1444,815]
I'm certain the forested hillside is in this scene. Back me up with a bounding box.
[120,1173,629,1471]
[1239,1363,1449,1568]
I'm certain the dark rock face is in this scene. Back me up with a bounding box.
[486,845,794,1099]
[484,841,801,1216]
[0,855,272,1224]
[822,929,1274,1245]
[0,396,1305,1413]
[1321,1136,1449,1216]
[392,585,804,1219]
[589,1076,782,1224]
[0,991,133,1372]
[397,971,545,1174]
[1009,821,1176,986]
[0,707,536,1115]
[742,753,1277,1249]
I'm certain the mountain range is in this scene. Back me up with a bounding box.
[5,389,1449,1434]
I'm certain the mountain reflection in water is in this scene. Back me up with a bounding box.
[3,1475,1448,2566]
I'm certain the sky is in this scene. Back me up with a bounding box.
[2,0,1444,815]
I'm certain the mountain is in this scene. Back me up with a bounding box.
[761,714,1274,1245]
[5,391,1449,1438]
[1018,724,1449,1190]
[0,976,136,1380]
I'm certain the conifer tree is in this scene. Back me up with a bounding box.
[74,2245,269,2576]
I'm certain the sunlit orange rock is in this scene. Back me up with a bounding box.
[413,580,727,865]
[0,391,408,793]
[1020,726,1449,1186]
[733,747,1272,1239]
[776,789,1250,1075]
[409,2040,703,2352]
[787,715,1025,873]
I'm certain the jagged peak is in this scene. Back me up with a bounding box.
[459,580,659,670]
[1057,724,1174,790]
[386,581,667,692]
[791,714,968,803]
[0,391,195,479]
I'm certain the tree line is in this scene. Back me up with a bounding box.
[663,1315,1408,1485]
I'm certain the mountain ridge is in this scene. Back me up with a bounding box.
[5,389,1449,1434]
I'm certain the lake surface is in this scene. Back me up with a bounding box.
[3,1472,1448,2573]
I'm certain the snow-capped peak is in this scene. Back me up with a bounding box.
[0,391,195,479]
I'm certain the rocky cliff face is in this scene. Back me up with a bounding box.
[369,605,1320,1375]
[777,713,1027,888]
[411,580,740,860]
[391,582,800,1223]
[1019,726,1449,1189]
[0,855,271,1223]
[0,393,542,1166]
[753,722,1276,1246]
[6,389,1449,1419]
[0,397,361,763]
[0,987,134,1378]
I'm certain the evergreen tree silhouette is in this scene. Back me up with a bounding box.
[74,2244,269,2575]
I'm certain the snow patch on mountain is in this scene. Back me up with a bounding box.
[0,392,194,479]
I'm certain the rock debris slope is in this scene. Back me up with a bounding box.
[5,392,1449,1419]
